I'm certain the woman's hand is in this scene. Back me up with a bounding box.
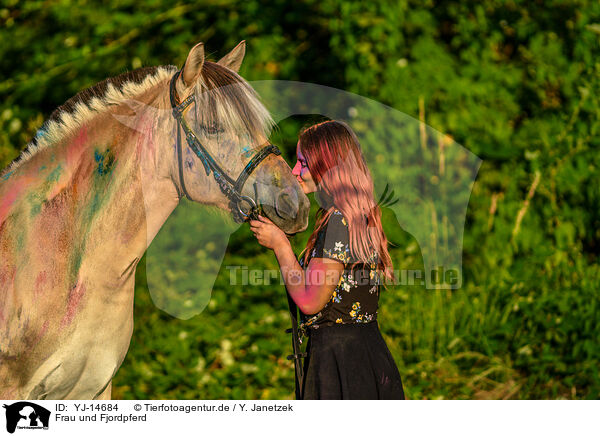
[249,215,288,251]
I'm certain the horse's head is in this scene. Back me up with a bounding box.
[169,41,309,234]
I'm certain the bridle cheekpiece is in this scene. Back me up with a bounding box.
[169,69,281,223]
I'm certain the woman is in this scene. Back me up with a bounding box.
[250,120,405,400]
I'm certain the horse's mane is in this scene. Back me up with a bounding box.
[1,66,176,176]
[2,60,274,177]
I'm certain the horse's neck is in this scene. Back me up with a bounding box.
[2,93,180,284]
[62,101,181,273]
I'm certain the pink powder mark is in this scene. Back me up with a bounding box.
[135,117,156,159]
[60,281,86,329]
[31,320,50,349]
[66,127,88,170]
[34,271,47,298]
[0,181,26,225]
[43,126,88,199]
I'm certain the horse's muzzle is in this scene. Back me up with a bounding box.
[274,187,299,220]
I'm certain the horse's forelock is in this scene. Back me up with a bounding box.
[193,61,274,147]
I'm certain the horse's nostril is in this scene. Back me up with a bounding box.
[275,190,298,219]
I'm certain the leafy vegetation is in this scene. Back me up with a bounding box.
[1,0,599,399]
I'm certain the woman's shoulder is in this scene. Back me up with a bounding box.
[330,208,380,265]
[318,208,349,242]
[329,208,348,227]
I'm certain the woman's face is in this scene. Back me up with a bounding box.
[292,142,317,194]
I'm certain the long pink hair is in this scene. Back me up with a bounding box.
[299,120,394,283]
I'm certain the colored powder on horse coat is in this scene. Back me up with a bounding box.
[60,281,86,329]
[94,149,116,176]
[134,117,156,159]
[28,191,45,219]
[0,182,26,225]
[66,128,89,170]
[242,145,252,157]
[15,230,25,251]
[30,320,50,349]
[65,145,119,283]
[34,271,48,297]
[25,165,64,218]
[21,320,50,354]
[46,165,63,183]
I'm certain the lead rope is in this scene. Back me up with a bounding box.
[286,293,307,399]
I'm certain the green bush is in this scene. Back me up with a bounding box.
[1,0,599,399]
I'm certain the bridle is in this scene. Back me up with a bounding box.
[171,70,306,397]
[169,69,281,223]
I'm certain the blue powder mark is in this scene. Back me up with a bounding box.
[34,128,47,142]
[46,165,62,183]
[94,149,115,176]
[2,170,14,181]
[242,145,253,157]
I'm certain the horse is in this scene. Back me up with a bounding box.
[0,40,310,399]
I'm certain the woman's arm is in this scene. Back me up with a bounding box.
[273,237,343,315]
[250,215,343,315]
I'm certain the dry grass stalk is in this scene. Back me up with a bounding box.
[512,170,541,240]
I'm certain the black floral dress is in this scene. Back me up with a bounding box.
[297,208,405,400]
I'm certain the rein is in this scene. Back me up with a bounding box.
[286,294,307,399]
[169,70,281,222]
[170,70,306,397]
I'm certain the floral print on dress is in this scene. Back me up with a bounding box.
[298,208,381,332]
[331,290,342,303]
[323,245,351,264]
[357,313,375,323]
[318,210,351,265]
[348,301,376,323]
[340,273,357,293]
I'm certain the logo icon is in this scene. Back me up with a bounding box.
[3,402,50,433]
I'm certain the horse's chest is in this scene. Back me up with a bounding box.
[26,291,134,399]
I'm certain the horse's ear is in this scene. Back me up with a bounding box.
[182,42,205,87]
[217,40,246,72]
